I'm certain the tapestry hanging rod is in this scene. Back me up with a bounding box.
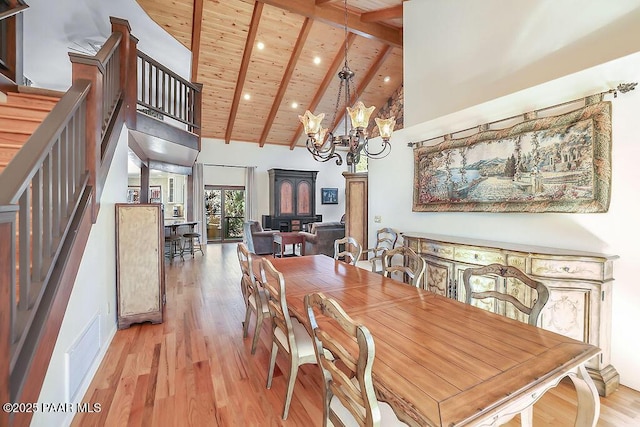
[407,82,637,148]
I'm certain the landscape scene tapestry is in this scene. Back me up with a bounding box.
[413,100,612,212]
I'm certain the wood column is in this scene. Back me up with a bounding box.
[70,55,104,223]
[0,208,17,427]
[342,172,368,257]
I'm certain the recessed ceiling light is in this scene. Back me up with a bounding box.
[384,76,391,83]
[313,56,321,65]
[291,102,299,109]
[244,93,251,100]
[257,41,265,50]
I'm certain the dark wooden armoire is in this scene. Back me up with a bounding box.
[262,168,322,231]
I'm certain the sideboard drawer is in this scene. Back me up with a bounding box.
[454,247,505,265]
[420,240,454,258]
[531,258,605,281]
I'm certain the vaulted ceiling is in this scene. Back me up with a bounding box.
[135,0,404,149]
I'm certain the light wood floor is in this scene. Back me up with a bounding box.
[72,243,640,426]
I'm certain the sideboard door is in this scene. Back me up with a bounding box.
[116,203,165,329]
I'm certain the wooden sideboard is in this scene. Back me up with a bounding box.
[403,232,619,396]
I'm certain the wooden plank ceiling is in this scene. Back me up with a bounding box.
[136,0,404,149]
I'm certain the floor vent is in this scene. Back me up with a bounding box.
[65,314,101,401]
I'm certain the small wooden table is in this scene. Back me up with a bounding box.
[272,232,305,258]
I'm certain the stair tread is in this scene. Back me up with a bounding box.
[0,140,26,147]
[0,113,43,122]
[0,102,54,114]
[8,91,62,102]
[0,119,41,133]
[5,93,59,111]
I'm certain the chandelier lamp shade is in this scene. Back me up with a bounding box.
[298,0,395,166]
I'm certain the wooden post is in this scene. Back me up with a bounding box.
[70,55,104,223]
[0,207,17,426]
[140,165,150,204]
[111,17,138,129]
[192,83,203,151]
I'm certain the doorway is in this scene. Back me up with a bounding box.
[205,186,245,243]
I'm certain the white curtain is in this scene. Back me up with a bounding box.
[192,162,207,242]
[245,166,257,221]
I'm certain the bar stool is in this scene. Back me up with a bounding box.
[165,234,184,261]
[182,229,204,256]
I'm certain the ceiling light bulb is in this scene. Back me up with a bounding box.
[291,102,298,109]
[244,93,251,100]
[384,76,391,83]
[313,56,321,65]
[257,41,265,50]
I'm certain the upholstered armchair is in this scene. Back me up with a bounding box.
[243,220,276,255]
[299,221,345,257]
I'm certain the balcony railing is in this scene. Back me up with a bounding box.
[137,51,202,136]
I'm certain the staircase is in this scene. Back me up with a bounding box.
[0,91,61,173]
[1,15,202,427]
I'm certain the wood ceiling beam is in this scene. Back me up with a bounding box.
[260,18,313,147]
[361,5,403,22]
[225,2,264,144]
[329,45,393,135]
[190,0,204,81]
[315,0,338,5]
[257,0,402,48]
[288,32,356,150]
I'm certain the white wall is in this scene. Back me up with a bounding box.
[199,139,348,223]
[23,0,191,90]
[404,0,640,127]
[34,126,129,426]
[370,1,640,391]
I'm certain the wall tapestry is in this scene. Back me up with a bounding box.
[412,100,612,213]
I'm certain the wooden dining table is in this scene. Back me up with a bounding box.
[268,254,601,427]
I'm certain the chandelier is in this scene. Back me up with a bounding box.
[298,0,395,166]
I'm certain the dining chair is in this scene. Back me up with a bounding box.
[462,263,550,326]
[381,246,426,288]
[237,243,271,354]
[356,227,398,273]
[462,263,550,427]
[237,243,250,309]
[260,258,319,420]
[305,292,407,427]
[333,236,363,266]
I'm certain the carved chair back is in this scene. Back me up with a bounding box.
[462,263,550,326]
[305,292,406,426]
[334,236,363,266]
[381,246,426,287]
[305,292,380,426]
[363,228,399,273]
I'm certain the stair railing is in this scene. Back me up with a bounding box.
[0,17,137,424]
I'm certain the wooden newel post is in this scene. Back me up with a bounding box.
[0,206,18,425]
[70,54,105,223]
[192,82,203,151]
[110,17,138,129]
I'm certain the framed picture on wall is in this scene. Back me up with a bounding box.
[321,188,338,204]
